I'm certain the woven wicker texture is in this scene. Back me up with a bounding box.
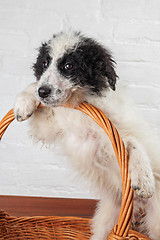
[0,102,151,239]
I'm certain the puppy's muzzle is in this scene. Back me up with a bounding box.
[38,85,52,99]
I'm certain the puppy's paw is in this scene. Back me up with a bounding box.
[131,171,155,198]
[127,142,155,199]
[14,93,39,122]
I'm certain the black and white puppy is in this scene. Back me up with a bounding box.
[14,31,160,240]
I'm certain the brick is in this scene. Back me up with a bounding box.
[3,54,33,76]
[114,19,160,44]
[0,72,31,97]
[27,0,98,14]
[113,43,160,63]
[101,0,160,20]
[0,10,28,33]
[117,62,160,87]
[0,9,61,46]
[0,141,92,197]
[127,85,160,108]
[0,0,28,9]
[140,108,160,136]
[0,31,28,53]
[68,15,114,41]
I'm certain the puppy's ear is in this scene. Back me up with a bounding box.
[104,52,118,91]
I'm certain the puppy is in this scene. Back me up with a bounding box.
[14,31,160,240]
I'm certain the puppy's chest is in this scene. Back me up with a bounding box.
[54,107,116,164]
[54,107,105,141]
[53,108,122,188]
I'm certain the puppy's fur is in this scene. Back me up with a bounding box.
[14,31,160,240]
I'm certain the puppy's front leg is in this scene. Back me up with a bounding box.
[127,138,155,198]
[14,82,40,121]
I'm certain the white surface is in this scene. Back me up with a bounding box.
[0,0,160,199]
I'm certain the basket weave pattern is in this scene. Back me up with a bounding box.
[0,102,151,239]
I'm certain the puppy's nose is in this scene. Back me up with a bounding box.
[38,86,52,98]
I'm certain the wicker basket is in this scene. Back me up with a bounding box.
[0,102,151,239]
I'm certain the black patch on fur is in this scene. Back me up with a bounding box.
[57,37,117,94]
[33,43,52,80]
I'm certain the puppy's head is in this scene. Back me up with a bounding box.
[33,31,117,107]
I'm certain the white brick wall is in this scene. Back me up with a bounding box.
[0,0,160,199]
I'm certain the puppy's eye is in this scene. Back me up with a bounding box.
[42,57,51,70]
[43,61,49,69]
[64,63,73,70]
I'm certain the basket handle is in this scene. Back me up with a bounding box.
[0,102,151,240]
